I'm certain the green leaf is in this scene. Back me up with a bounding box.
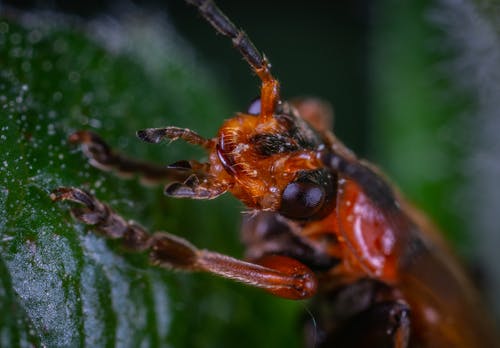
[0,11,303,348]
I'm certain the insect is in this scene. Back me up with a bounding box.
[51,0,498,347]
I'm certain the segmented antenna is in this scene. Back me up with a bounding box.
[184,0,275,83]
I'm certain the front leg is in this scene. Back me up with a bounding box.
[51,187,317,300]
[69,130,195,184]
[71,130,229,199]
[325,301,410,348]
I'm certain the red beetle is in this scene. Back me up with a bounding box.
[52,0,498,346]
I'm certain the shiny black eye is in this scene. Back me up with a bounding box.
[279,181,326,220]
[247,97,261,115]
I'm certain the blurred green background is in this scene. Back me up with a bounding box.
[1,0,499,346]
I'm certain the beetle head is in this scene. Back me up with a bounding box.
[213,99,336,220]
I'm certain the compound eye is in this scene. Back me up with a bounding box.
[279,181,326,220]
[247,97,261,115]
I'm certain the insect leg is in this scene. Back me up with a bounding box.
[304,279,410,348]
[164,173,228,200]
[51,187,317,300]
[331,301,411,348]
[184,0,279,120]
[69,130,200,185]
[241,211,339,271]
[136,126,214,149]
